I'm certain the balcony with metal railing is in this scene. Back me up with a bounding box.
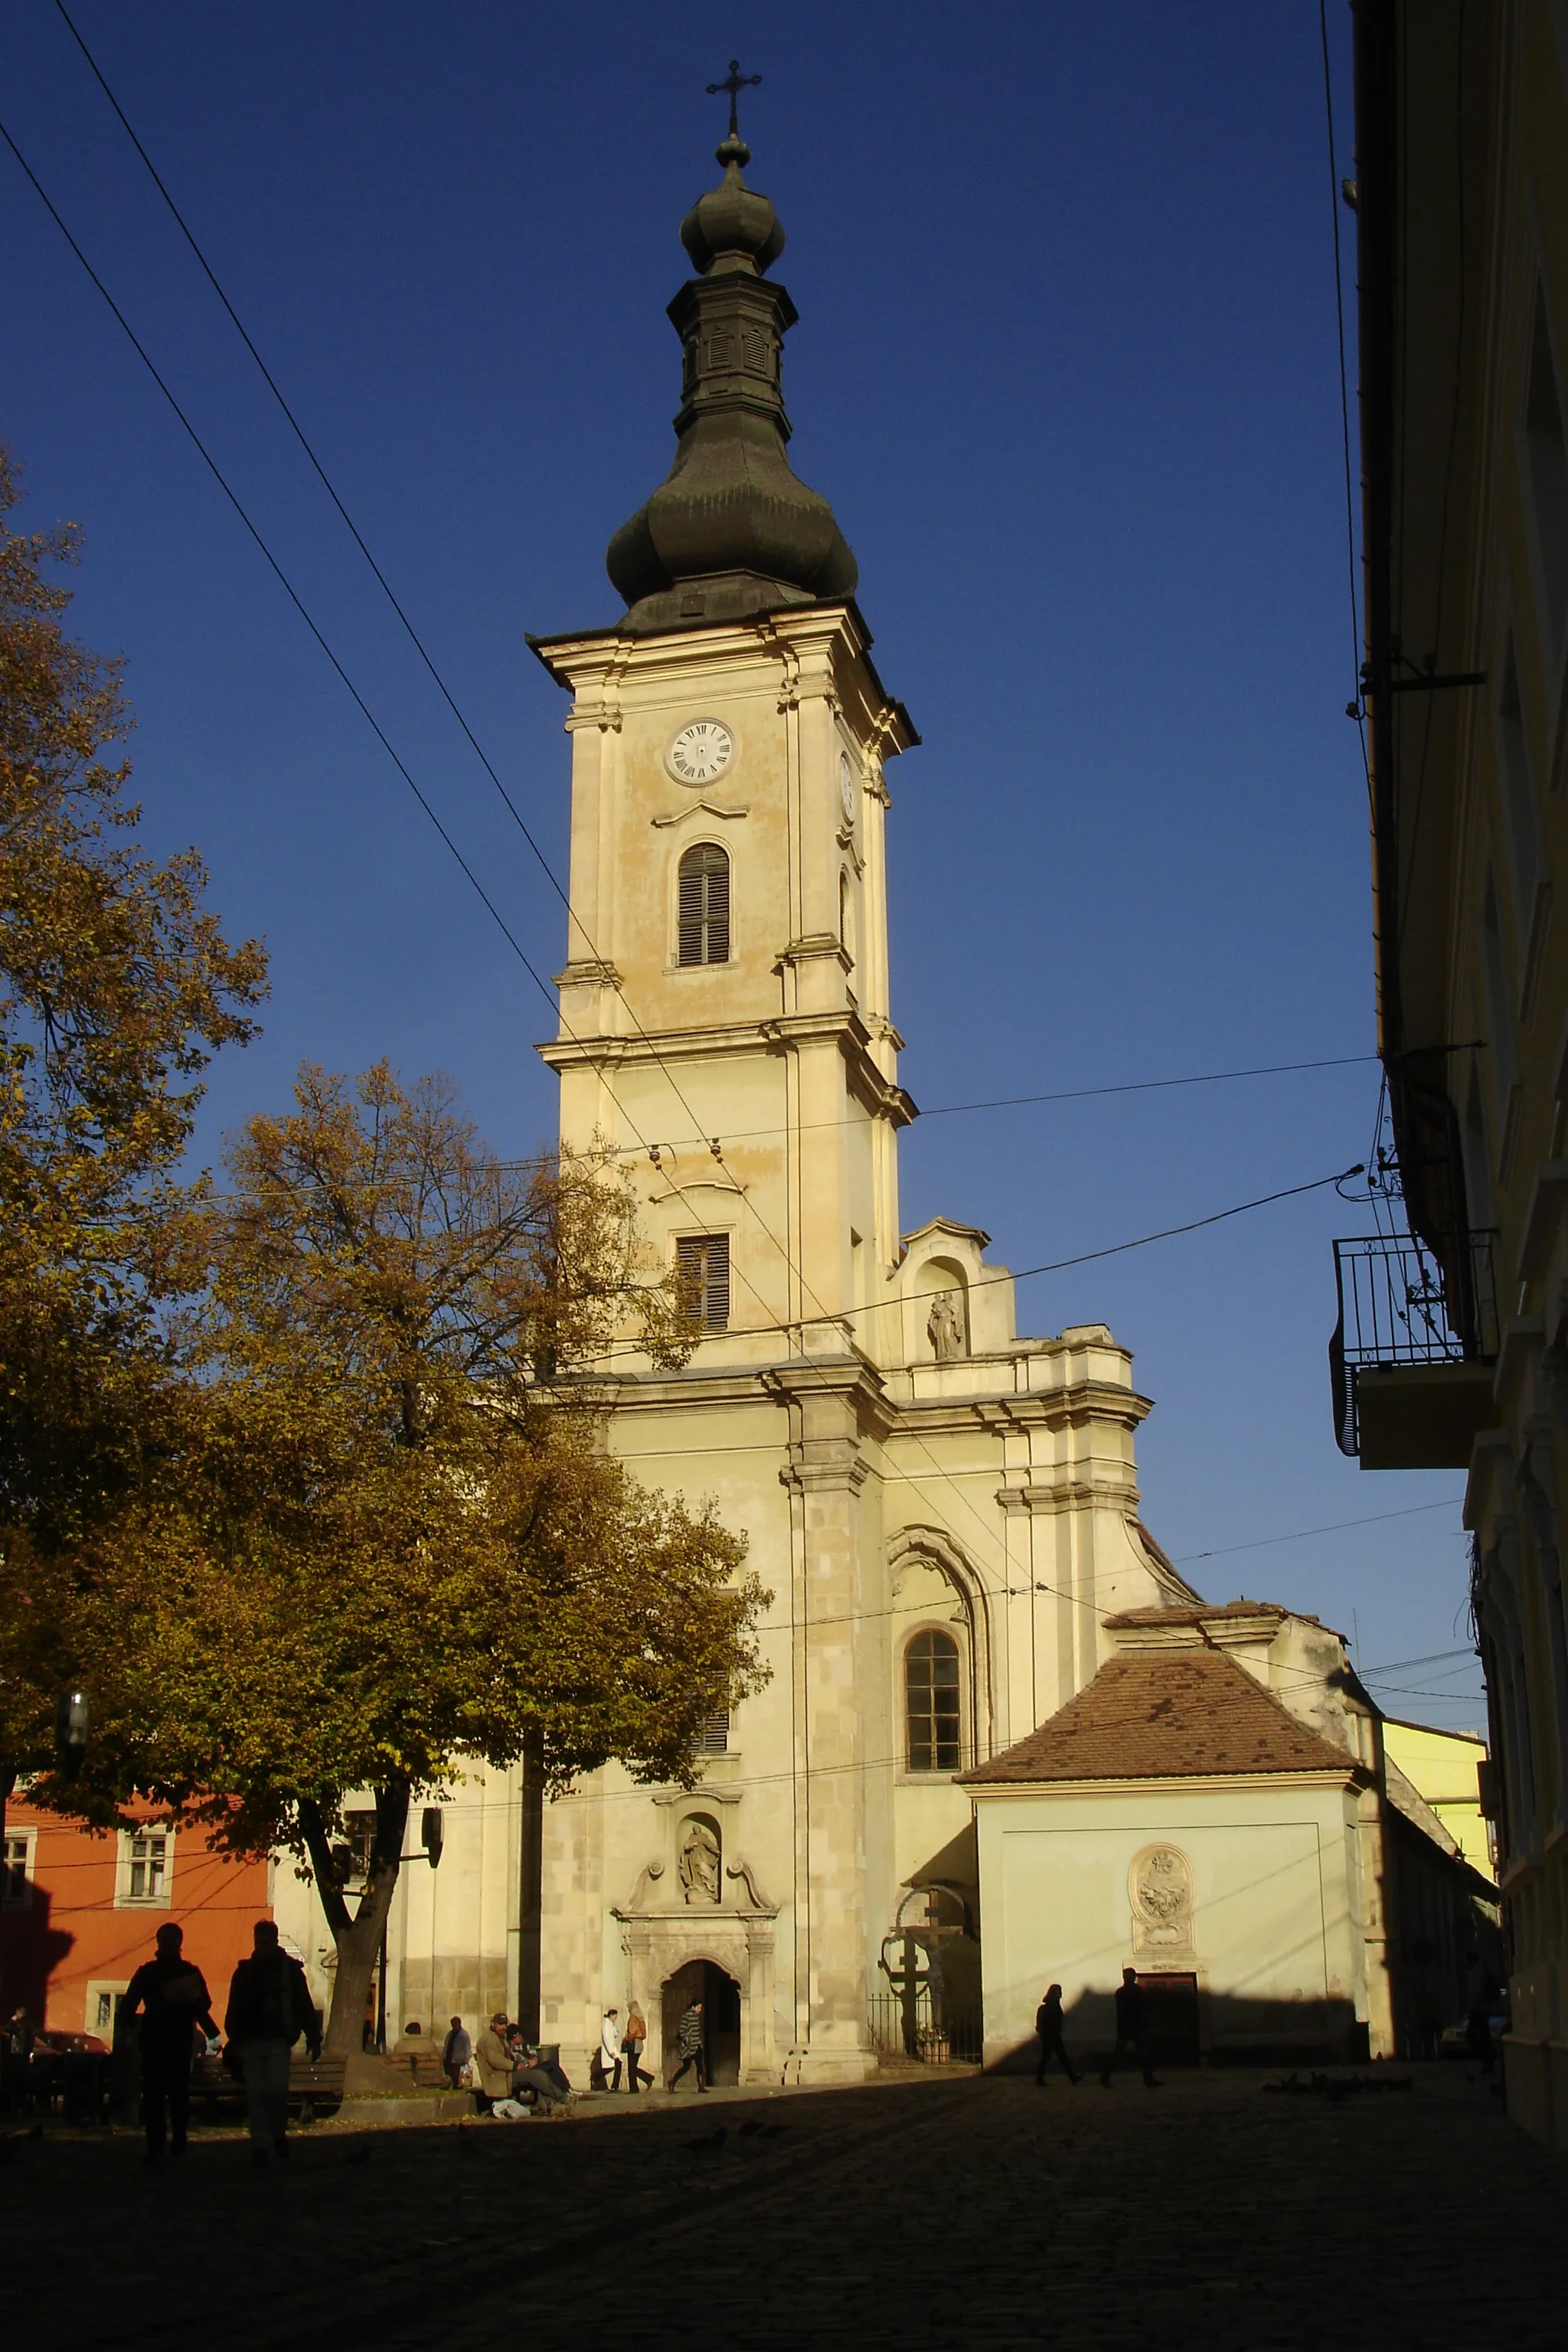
[1330,1229,1499,1468]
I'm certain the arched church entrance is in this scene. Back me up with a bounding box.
[662,1958,742,2086]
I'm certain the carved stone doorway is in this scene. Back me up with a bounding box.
[662,1958,742,2086]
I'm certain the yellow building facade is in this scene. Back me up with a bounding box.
[1339,0,1568,2145]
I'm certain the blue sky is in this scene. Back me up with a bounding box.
[2,3,1480,1727]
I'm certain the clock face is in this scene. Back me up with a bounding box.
[838,751,857,823]
[667,719,735,786]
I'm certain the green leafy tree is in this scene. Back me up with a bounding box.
[58,1064,766,2053]
[0,447,265,1799]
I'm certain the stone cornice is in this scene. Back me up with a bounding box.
[962,1768,1361,1798]
[538,1008,916,1135]
[526,600,919,756]
[995,1479,1142,1517]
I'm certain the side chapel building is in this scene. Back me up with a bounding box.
[271,121,1493,2084]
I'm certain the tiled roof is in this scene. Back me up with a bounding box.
[958,1648,1358,1785]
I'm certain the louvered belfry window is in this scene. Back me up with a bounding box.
[675,1233,730,1330]
[678,842,730,965]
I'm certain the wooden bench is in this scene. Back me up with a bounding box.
[191,2052,347,2122]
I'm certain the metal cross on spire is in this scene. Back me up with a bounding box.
[706,57,762,143]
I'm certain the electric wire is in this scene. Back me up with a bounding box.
[0,113,793,1352]
[0,103,1043,1621]
[6,93,1381,1696]
[1318,0,1374,802]
[52,0,583,949]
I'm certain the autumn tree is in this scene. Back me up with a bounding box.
[62,1064,766,2053]
[0,447,265,1801]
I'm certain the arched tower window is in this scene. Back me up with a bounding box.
[678,842,730,966]
[905,1628,962,1772]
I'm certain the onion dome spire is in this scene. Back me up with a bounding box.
[606,74,858,634]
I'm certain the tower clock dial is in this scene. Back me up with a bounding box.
[667,719,736,785]
[838,750,857,823]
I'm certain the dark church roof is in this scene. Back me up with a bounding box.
[605,129,858,634]
[957,1649,1359,1786]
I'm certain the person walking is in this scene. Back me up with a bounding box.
[598,2007,624,2092]
[1033,1984,1079,2086]
[224,1920,322,2167]
[622,2000,653,2093]
[669,1997,707,2092]
[442,2015,472,2089]
[1464,1952,1498,2071]
[1099,1967,1161,2089]
[120,1922,220,2165]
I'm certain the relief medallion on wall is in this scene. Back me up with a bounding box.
[1129,1844,1196,1957]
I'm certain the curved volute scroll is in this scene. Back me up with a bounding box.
[606,72,858,634]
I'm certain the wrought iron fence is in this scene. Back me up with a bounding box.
[867,1989,982,2066]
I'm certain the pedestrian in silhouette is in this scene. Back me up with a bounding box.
[1034,1984,1079,2085]
[121,1922,219,2165]
[669,1998,707,2091]
[1099,1967,1161,2088]
[224,1919,322,2167]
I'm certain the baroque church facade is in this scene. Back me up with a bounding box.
[270,126,1496,2085]
[517,126,1192,2084]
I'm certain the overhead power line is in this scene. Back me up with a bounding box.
[11,75,1374,1616]
[0,113,795,1354]
[51,0,580,943]
[1173,1494,1461,1564]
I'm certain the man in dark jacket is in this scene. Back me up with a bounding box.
[1034,1984,1080,2085]
[120,1922,220,2164]
[225,1919,321,2167]
[1099,1967,1161,2089]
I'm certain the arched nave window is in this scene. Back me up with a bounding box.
[904,1628,962,1772]
[678,842,730,966]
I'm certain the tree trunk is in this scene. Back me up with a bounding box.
[299,1782,411,2060]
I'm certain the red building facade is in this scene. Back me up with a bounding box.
[1,1795,271,2036]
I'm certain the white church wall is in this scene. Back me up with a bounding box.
[974,1778,1364,2069]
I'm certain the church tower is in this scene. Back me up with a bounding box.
[531,118,916,1362]
[529,116,1187,2086]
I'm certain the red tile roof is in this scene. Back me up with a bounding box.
[959,1648,1358,1785]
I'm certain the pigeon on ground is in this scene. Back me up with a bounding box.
[683,2125,728,2154]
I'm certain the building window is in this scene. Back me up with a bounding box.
[677,842,730,966]
[119,1829,172,1908]
[905,1629,962,1772]
[1524,284,1568,647]
[693,1710,730,1755]
[2,1833,31,1908]
[87,1984,129,2037]
[676,1233,730,1330]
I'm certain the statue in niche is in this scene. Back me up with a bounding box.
[927,1289,966,1363]
[678,1817,721,1906]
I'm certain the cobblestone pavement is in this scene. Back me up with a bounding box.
[6,2063,1563,2349]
